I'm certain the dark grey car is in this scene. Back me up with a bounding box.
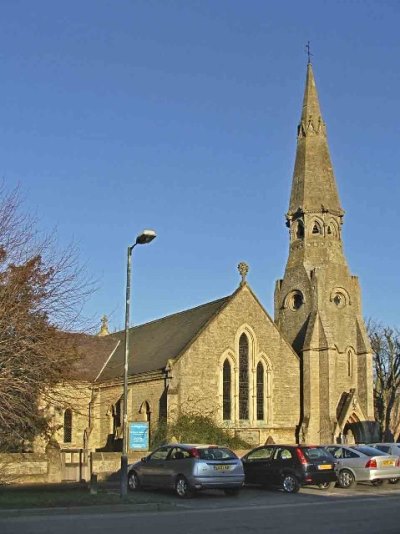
[127,443,245,498]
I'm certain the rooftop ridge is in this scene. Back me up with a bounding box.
[109,294,232,336]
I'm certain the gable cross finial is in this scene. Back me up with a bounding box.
[305,41,313,65]
[98,314,110,336]
[238,262,249,286]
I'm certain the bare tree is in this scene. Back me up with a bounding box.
[368,321,400,442]
[0,185,93,451]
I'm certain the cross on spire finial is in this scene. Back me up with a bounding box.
[305,41,313,65]
[238,262,249,286]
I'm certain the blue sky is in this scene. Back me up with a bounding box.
[0,0,399,331]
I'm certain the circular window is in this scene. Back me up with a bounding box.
[333,292,346,309]
[287,290,304,311]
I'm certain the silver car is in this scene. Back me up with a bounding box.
[368,442,400,457]
[127,443,245,498]
[325,444,400,488]
[368,443,400,484]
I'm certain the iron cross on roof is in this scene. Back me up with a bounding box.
[305,41,313,64]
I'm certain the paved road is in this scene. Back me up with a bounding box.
[1,485,400,534]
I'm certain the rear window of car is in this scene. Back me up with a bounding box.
[196,447,237,460]
[351,446,387,457]
[375,445,391,453]
[303,447,333,461]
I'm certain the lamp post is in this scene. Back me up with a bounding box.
[120,229,156,497]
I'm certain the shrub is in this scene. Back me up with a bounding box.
[150,414,251,450]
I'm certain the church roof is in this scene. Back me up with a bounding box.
[70,333,120,382]
[95,295,232,382]
[288,63,343,218]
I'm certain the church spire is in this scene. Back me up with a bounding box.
[288,63,343,220]
[301,63,322,124]
[275,61,375,444]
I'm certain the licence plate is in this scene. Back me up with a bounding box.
[318,464,332,470]
[382,460,395,467]
[214,465,231,471]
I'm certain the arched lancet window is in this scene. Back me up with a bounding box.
[256,362,264,420]
[239,334,249,420]
[347,351,353,377]
[222,359,232,420]
[140,401,152,423]
[328,221,338,238]
[113,398,122,434]
[312,222,322,235]
[296,221,304,239]
[64,408,72,443]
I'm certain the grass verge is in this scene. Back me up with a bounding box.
[0,486,175,509]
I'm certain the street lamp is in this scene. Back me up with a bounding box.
[120,229,156,497]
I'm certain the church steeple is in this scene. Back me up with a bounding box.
[288,63,343,220]
[274,61,375,445]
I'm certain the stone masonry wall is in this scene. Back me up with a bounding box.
[168,285,300,446]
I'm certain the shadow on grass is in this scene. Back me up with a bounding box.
[0,480,176,509]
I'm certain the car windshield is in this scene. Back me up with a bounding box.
[302,447,333,461]
[196,447,237,460]
[351,445,387,457]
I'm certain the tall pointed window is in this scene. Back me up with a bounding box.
[347,351,353,377]
[296,221,304,239]
[222,359,232,420]
[113,398,122,434]
[312,222,322,234]
[256,362,264,420]
[64,408,72,443]
[239,334,249,420]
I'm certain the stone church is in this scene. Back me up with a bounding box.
[52,62,377,453]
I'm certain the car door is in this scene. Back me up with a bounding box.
[141,446,171,487]
[341,447,363,477]
[164,446,192,488]
[326,446,343,465]
[272,447,296,485]
[242,446,275,485]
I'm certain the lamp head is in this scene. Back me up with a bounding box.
[135,229,157,245]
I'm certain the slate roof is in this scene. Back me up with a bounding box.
[95,295,232,382]
[69,333,120,382]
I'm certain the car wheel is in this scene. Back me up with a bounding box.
[282,474,300,494]
[127,471,140,492]
[372,479,384,486]
[389,478,400,485]
[175,475,193,498]
[318,482,334,490]
[224,488,240,496]
[338,469,356,489]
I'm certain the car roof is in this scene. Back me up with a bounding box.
[163,443,225,449]
[369,443,400,446]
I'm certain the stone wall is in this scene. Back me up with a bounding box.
[91,452,144,480]
[168,285,301,445]
[0,453,50,484]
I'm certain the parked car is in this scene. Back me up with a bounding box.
[324,444,400,488]
[368,442,400,457]
[127,443,245,498]
[368,443,400,484]
[241,444,337,493]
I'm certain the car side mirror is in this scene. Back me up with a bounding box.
[141,457,148,463]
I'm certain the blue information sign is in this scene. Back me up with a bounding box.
[128,422,149,450]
